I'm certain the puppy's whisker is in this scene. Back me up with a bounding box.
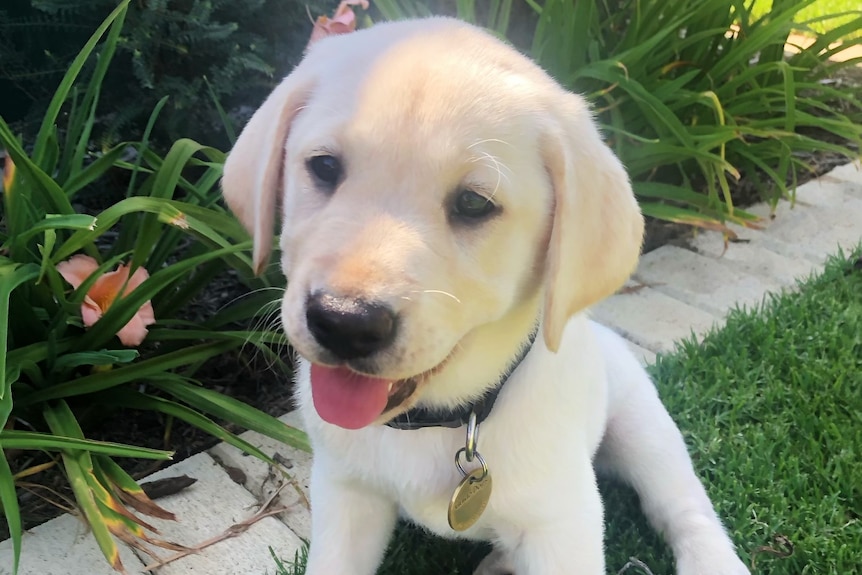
[469,152,513,180]
[467,138,515,150]
[477,152,511,199]
[239,295,288,371]
[264,260,284,274]
[217,285,284,314]
[408,289,462,304]
[469,152,511,203]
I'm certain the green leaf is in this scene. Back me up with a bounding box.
[53,197,250,266]
[132,139,224,268]
[150,378,311,453]
[0,452,22,575]
[0,430,173,460]
[16,214,98,245]
[639,202,736,232]
[53,350,140,371]
[0,261,41,429]
[17,340,237,406]
[62,145,130,197]
[204,76,237,145]
[5,338,75,382]
[60,6,128,184]
[0,119,77,228]
[43,402,127,571]
[102,387,276,463]
[38,399,178,566]
[202,288,284,329]
[31,0,131,170]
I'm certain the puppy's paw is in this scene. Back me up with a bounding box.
[473,548,515,575]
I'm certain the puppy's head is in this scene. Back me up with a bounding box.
[222,18,643,430]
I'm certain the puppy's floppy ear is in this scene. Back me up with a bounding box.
[222,71,315,275]
[541,92,645,352]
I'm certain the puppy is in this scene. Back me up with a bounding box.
[222,17,749,575]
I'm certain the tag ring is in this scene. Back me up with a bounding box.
[465,411,479,462]
[455,447,488,481]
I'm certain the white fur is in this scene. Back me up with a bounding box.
[222,17,749,575]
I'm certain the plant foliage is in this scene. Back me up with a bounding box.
[0,0,335,148]
[0,3,308,572]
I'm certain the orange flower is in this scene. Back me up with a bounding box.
[57,255,156,347]
[307,0,369,48]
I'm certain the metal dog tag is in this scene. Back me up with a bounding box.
[447,450,492,532]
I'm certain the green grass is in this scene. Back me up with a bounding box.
[752,0,862,37]
[272,245,862,574]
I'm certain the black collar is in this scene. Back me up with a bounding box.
[384,326,539,431]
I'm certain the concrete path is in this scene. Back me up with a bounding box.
[2,160,860,574]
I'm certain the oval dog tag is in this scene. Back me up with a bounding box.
[447,468,492,532]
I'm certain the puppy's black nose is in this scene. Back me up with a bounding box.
[305,293,397,360]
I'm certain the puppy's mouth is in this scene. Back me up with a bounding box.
[309,356,450,430]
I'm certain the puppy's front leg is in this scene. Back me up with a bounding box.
[596,349,749,575]
[305,460,397,575]
[496,466,606,575]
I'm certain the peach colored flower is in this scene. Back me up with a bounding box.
[57,254,156,347]
[307,0,369,48]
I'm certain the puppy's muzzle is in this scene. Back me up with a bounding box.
[305,292,398,360]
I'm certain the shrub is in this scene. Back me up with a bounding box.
[0,4,308,573]
[0,0,336,149]
[374,0,862,232]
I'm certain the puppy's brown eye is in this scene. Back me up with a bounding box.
[452,189,496,220]
[308,155,342,187]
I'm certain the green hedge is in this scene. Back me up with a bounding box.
[0,0,337,149]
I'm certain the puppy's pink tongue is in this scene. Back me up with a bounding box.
[310,364,392,429]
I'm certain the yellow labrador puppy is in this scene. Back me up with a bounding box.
[222,17,749,575]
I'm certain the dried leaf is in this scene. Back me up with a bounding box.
[140,474,198,500]
[750,533,795,570]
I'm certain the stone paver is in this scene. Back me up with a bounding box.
[687,230,818,288]
[0,513,146,575]
[208,412,312,541]
[589,284,719,353]
[746,196,862,263]
[796,175,862,205]
[826,160,861,182]
[737,172,862,263]
[634,245,785,316]
[134,453,305,575]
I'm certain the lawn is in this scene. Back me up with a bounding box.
[271,245,862,575]
[751,0,862,37]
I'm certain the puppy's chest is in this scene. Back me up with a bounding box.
[397,464,499,540]
[341,429,498,539]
